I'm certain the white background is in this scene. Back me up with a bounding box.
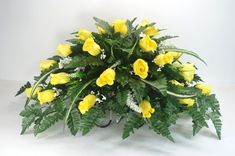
[0,0,235,156]
[0,0,235,84]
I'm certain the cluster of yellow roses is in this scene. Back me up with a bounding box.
[25,19,212,119]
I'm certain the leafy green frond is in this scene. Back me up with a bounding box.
[20,114,36,135]
[67,109,81,136]
[79,107,105,135]
[129,78,146,102]
[122,114,144,139]
[34,112,64,136]
[162,45,207,65]
[20,104,42,117]
[141,77,167,96]
[116,89,129,106]
[154,35,178,44]
[207,112,222,139]
[149,116,174,142]
[188,107,208,136]
[64,55,104,69]
[93,17,113,34]
[15,81,31,96]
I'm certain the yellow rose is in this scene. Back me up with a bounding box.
[180,63,196,82]
[169,80,184,87]
[56,44,72,57]
[82,38,101,56]
[39,60,57,71]
[139,36,157,52]
[179,98,195,107]
[50,72,70,85]
[113,19,127,36]
[154,53,173,67]
[138,19,159,36]
[25,86,42,98]
[139,100,155,118]
[97,26,105,34]
[77,28,92,41]
[195,84,212,96]
[133,59,149,79]
[78,94,96,114]
[37,89,55,104]
[96,68,116,87]
[167,51,182,59]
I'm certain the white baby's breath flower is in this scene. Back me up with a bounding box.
[126,93,141,113]
[58,57,72,69]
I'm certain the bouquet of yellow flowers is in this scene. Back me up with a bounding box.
[16,17,221,141]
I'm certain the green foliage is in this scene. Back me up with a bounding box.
[129,78,146,102]
[188,107,208,136]
[207,112,222,140]
[154,35,178,44]
[34,112,64,136]
[21,114,36,135]
[116,89,129,106]
[79,107,105,135]
[149,115,174,142]
[122,114,144,139]
[64,55,104,69]
[93,17,113,34]
[15,81,31,96]
[67,109,81,136]
[141,77,167,96]
[162,64,183,80]
[162,45,207,65]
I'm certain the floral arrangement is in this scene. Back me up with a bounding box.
[16,17,222,141]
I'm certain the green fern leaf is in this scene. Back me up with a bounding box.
[33,112,64,136]
[207,112,222,139]
[67,109,81,136]
[79,108,105,135]
[15,81,31,96]
[149,115,174,142]
[188,107,208,136]
[20,114,35,135]
[122,114,144,139]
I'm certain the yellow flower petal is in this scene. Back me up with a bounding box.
[139,100,155,118]
[195,84,212,96]
[96,68,116,87]
[78,94,96,114]
[50,72,70,85]
[77,28,92,41]
[37,89,55,104]
[113,19,127,36]
[82,38,101,56]
[56,44,72,57]
[133,59,149,79]
[139,36,157,52]
[40,60,57,71]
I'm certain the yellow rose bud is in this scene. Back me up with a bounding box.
[78,94,96,114]
[167,51,182,59]
[56,44,72,57]
[133,59,149,79]
[179,98,195,107]
[96,68,116,87]
[25,86,42,98]
[50,72,70,85]
[37,89,55,104]
[169,80,184,87]
[139,100,155,118]
[97,26,105,34]
[138,20,159,36]
[180,63,196,82]
[39,60,57,71]
[113,19,127,36]
[77,28,92,41]
[154,53,173,67]
[139,36,157,52]
[82,38,101,56]
[195,84,212,96]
